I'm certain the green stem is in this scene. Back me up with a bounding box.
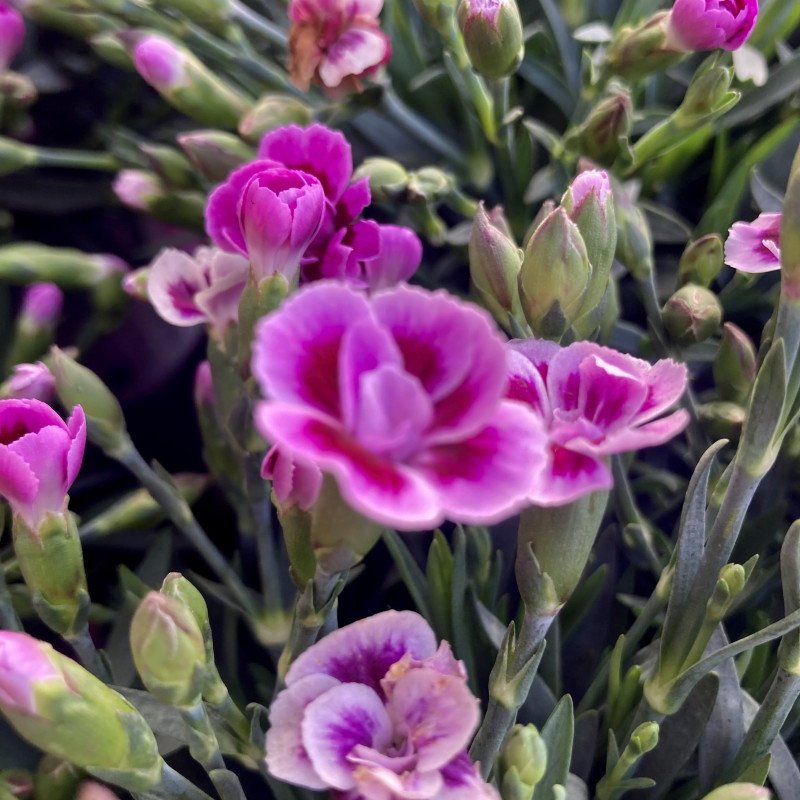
[0,561,21,631]
[115,442,258,617]
[229,0,287,47]
[35,148,120,171]
[66,625,112,683]
[725,667,800,782]
[138,763,215,800]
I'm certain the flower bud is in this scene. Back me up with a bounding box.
[699,785,771,800]
[130,34,248,128]
[88,32,134,69]
[707,562,747,622]
[0,135,35,175]
[1,361,55,402]
[611,177,654,279]
[8,282,63,365]
[0,2,25,72]
[698,401,745,442]
[518,206,591,339]
[412,0,457,33]
[407,166,454,203]
[50,347,129,456]
[352,157,409,202]
[628,721,660,757]
[498,724,547,800]
[662,283,722,346]
[561,170,616,314]
[606,13,684,81]
[238,93,313,143]
[113,169,205,229]
[0,245,126,289]
[678,234,724,287]
[160,572,211,641]
[713,322,757,403]
[674,63,737,130]
[0,71,36,107]
[0,632,163,791]
[469,202,522,326]
[112,170,165,212]
[578,91,633,165]
[33,756,83,800]
[457,0,524,79]
[130,592,207,707]
[139,143,195,188]
[177,130,254,181]
[12,509,88,635]
[121,267,150,301]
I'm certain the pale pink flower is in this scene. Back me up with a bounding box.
[288,0,391,93]
[0,631,60,716]
[146,246,249,336]
[266,610,498,799]
[113,170,163,211]
[20,282,63,328]
[4,362,55,403]
[665,0,758,52]
[261,446,322,513]
[252,281,547,530]
[0,399,86,529]
[507,340,689,506]
[725,211,781,273]
[133,36,188,91]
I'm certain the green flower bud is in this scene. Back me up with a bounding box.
[89,32,134,69]
[160,572,211,640]
[0,244,123,289]
[50,347,129,456]
[34,757,83,800]
[457,0,524,80]
[407,166,454,203]
[699,785,771,800]
[519,207,591,339]
[707,563,746,622]
[139,143,196,189]
[12,510,88,635]
[698,401,745,442]
[0,136,36,176]
[0,73,37,108]
[352,157,409,202]
[675,63,738,130]
[412,0,457,33]
[606,12,683,81]
[469,203,522,326]
[578,91,633,165]
[611,177,654,279]
[0,637,163,791]
[177,130,255,181]
[112,170,206,229]
[628,721,660,757]
[713,323,757,403]
[15,3,118,38]
[662,283,722,346]
[130,592,207,708]
[678,234,724,288]
[238,93,313,143]
[499,725,547,800]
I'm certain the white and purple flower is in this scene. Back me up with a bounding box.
[725,211,781,273]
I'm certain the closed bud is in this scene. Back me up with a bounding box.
[457,0,524,79]
[112,169,165,212]
[0,632,163,791]
[699,785,771,800]
[606,13,684,81]
[177,130,254,181]
[713,322,757,403]
[698,401,745,441]
[678,234,724,287]
[519,207,591,339]
[9,282,63,365]
[112,170,205,228]
[412,0,457,33]
[352,157,409,202]
[407,166,454,203]
[662,283,722,345]
[238,93,313,143]
[130,34,248,128]
[88,32,133,69]
[122,267,150,301]
[561,170,616,313]
[523,199,556,248]
[0,72,36,107]
[629,722,660,757]
[1,361,56,402]
[611,176,654,279]
[498,725,547,800]
[33,757,83,800]
[160,572,211,641]
[0,135,35,176]
[675,63,737,130]
[50,347,129,456]
[707,562,746,621]
[130,592,207,707]
[578,92,633,165]
[0,244,124,288]
[139,143,195,188]
[469,202,522,325]
[152,0,230,27]
[12,510,88,635]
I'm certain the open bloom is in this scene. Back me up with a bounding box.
[261,445,323,513]
[725,211,781,273]
[147,246,250,336]
[507,340,688,506]
[288,0,391,93]
[266,610,498,799]
[0,399,86,529]
[252,281,547,530]
[665,0,758,52]
[3,362,55,402]
[0,2,24,72]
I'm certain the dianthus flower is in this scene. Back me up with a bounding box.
[725,212,781,273]
[665,0,758,53]
[252,281,547,530]
[507,339,688,506]
[266,610,498,799]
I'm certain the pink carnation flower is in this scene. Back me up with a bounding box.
[20,282,63,328]
[665,0,758,52]
[252,281,547,530]
[206,124,422,291]
[288,0,391,93]
[0,1,24,72]
[0,631,61,716]
[261,445,323,513]
[724,211,781,273]
[147,246,250,336]
[266,610,498,799]
[4,362,55,403]
[507,340,689,506]
[0,399,86,529]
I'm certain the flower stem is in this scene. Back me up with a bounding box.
[135,763,215,800]
[66,625,112,684]
[0,562,21,632]
[115,442,258,617]
[35,148,120,171]
[229,0,287,47]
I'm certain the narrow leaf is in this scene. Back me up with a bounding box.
[382,530,432,622]
[533,695,575,800]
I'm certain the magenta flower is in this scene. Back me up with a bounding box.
[507,340,689,506]
[252,281,547,530]
[725,211,781,273]
[0,2,24,72]
[0,631,60,716]
[133,36,188,91]
[147,246,250,336]
[261,446,322,513]
[4,362,55,403]
[665,0,758,52]
[21,282,63,328]
[288,0,391,93]
[0,399,86,529]
[113,170,163,211]
[266,610,498,799]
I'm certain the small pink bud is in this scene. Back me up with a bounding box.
[122,267,150,301]
[0,631,60,715]
[4,361,55,402]
[133,36,188,91]
[0,1,24,71]
[20,282,63,327]
[193,360,215,408]
[112,170,164,211]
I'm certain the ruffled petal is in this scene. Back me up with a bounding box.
[362,225,422,292]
